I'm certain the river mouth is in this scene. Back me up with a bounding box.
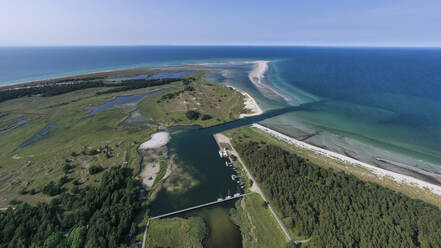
[149,123,244,248]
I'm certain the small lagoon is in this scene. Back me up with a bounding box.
[107,71,195,81]
[21,123,55,148]
[86,88,168,116]
[0,119,27,134]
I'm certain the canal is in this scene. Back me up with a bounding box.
[149,105,304,247]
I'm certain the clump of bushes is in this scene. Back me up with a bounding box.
[63,164,75,174]
[230,154,237,161]
[42,181,64,196]
[58,176,71,185]
[88,165,104,175]
[201,114,213,120]
[9,200,22,205]
[186,110,200,120]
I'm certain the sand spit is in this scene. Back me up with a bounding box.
[252,123,441,196]
[246,60,289,101]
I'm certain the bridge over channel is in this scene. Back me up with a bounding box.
[142,194,248,248]
[150,193,248,220]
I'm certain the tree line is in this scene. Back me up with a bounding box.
[0,77,187,103]
[0,167,144,247]
[234,140,441,248]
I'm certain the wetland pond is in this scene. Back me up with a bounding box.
[107,71,195,81]
[20,123,55,148]
[86,88,168,116]
[0,119,27,134]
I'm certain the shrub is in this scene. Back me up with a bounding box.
[72,179,81,186]
[42,181,63,196]
[63,164,74,173]
[201,114,213,120]
[230,154,237,161]
[185,110,200,120]
[58,176,70,185]
[88,165,104,175]
[71,186,80,194]
[9,200,22,205]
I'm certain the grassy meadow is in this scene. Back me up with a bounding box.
[0,70,244,207]
[146,217,207,248]
[230,193,287,248]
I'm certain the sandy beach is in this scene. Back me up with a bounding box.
[252,123,441,196]
[227,85,263,118]
[139,132,170,149]
[139,132,170,188]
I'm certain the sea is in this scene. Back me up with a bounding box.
[1,46,441,177]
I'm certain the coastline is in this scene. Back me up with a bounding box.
[232,85,441,197]
[5,58,440,197]
[0,64,198,90]
[227,85,263,118]
[252,123,441,197]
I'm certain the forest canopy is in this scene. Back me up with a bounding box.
[0,167,144,248]
[234,140,441,248]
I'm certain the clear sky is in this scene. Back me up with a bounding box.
[1,0,441,47]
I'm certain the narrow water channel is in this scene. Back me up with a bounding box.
[149,106,302,248]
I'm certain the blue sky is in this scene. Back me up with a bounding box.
[1,0,440,46]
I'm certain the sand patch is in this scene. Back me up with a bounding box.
[139,132,170,188]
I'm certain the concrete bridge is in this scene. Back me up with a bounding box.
[142,194,247,248]
[150,193,247,220]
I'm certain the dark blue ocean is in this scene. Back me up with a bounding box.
[1,46,441,175]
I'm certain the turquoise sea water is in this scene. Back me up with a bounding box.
[1,46,441,177]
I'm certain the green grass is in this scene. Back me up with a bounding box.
[138,76,244,127]
[146,217,207,248]
[0,87,156,206]
[153,160,168,186]
[230,193,287,248]
[0,69,247,207]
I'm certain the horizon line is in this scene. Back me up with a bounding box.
[1,44,441,49]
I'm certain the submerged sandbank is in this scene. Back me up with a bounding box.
[246,60,289,101]
[252,123,441,196]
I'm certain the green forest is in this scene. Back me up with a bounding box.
[234,140,441,248]
[0,77,182,103]
[0,167,144,248]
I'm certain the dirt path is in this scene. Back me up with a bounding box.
[213,133,292,242]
